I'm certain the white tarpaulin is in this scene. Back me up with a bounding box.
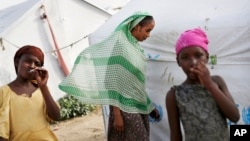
[89,0,250,140]
[0,0,111,100]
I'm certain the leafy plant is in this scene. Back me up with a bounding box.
[58,95,96,121]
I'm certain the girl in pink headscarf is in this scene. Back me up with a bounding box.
[165,28,239,141]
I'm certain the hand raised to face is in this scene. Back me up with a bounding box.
[190,61,212,87]
[30,67,49,87]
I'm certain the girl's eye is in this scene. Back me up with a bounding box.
[35,62,42,67]
[195,53,204,58]
[180,55,188,60]
[24,59,33,64]
[24,59,41,67]
[146,29,152,32]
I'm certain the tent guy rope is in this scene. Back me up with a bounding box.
[0,35,88,53]
[40,4,69,76]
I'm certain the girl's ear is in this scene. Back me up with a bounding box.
[135,23,144,30]
[133,25,140,31]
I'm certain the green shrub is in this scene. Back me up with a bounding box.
[58,95,96,121]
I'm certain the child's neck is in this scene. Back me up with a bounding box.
[183,79,201,85]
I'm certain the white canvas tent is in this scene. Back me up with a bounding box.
[0,0,112,100]
[89,0,250,140]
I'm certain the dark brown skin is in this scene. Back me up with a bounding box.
[166,46,240,141]
[10,54,60,120]
[131,18,155,42]
[0,54,60,141]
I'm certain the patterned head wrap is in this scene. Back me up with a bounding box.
[115,11,152,44]
[14,45,44,73]
[175,28,209,55]
[115,11,150,31]
[59,11,154,114]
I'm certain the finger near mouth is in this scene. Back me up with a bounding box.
[29,69,35,73]
[188,71,197,77]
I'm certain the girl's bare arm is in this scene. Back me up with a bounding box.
[166,89,182,141]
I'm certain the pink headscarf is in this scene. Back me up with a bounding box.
[175,28,209,55]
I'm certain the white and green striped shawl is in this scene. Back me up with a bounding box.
[59,11,154,114]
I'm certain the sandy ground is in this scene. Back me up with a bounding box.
[51,106,107,141]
